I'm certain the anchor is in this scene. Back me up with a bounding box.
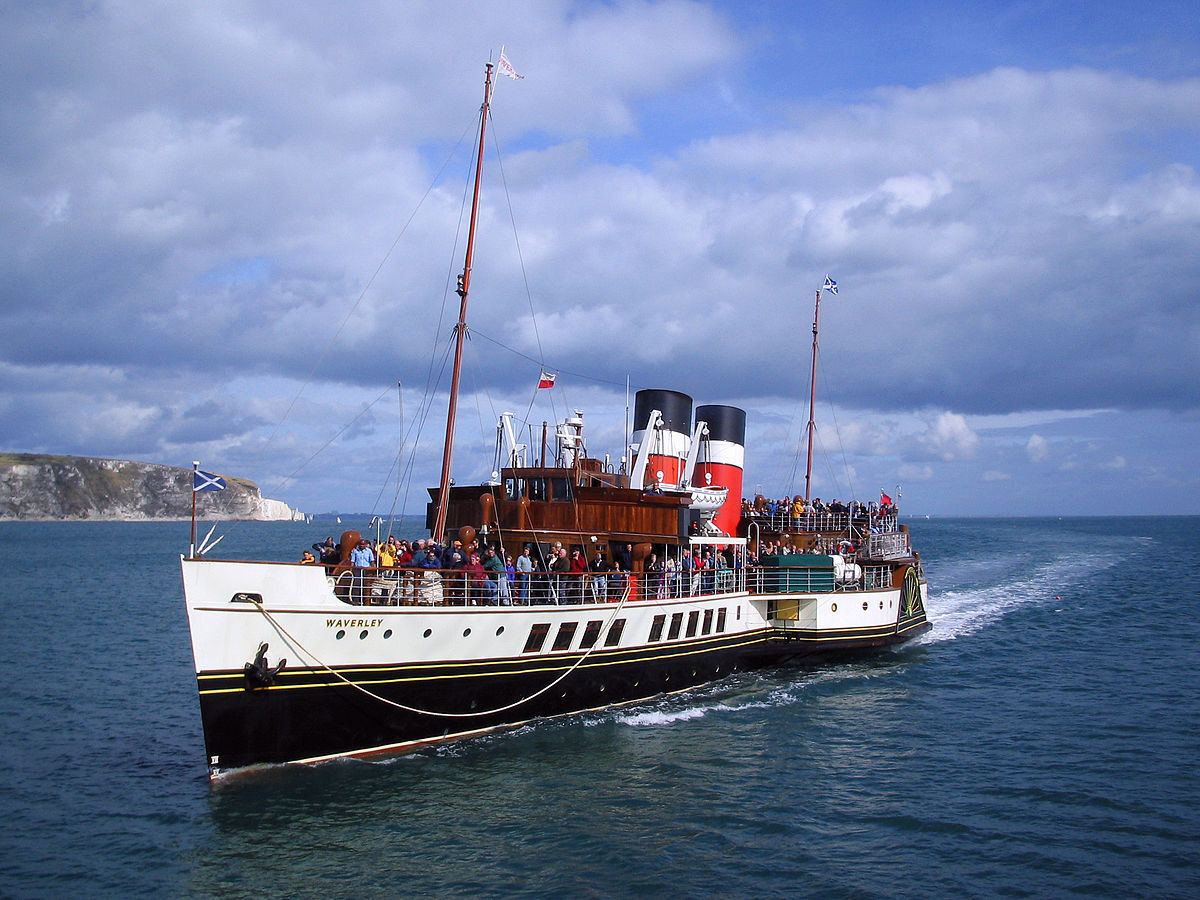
[243,642,286,689]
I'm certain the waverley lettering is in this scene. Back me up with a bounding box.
[326,618,384,628]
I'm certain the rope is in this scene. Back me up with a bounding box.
[249,582,634,719]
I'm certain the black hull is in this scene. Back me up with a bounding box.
[198,614,930,775]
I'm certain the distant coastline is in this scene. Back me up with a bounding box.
[0,453,302,522]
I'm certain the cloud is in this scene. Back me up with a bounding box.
[2,3,1198,514]
[918,412,980,462]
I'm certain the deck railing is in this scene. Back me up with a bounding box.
[327,559,900,606]
[742,511,899,537]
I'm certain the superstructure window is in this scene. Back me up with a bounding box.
[648,614,666,642]
[667,612,684,640]
[604,618,626,647]
[702,609,713,635]
[552,622,578,651]
[580,620,603,649]
[686,610,699,638]
[716,608,727,632]
[523,623,551,653]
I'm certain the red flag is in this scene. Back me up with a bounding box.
[537,371,556,389]
[880,491,893,506]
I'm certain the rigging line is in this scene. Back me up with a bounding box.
[274,383,397,493]
[254,120,476,499]
[466,328,631,390]
[248,585,634,719]
[412,124,477,437]
[397,332,459,521]
[488,115,549,382]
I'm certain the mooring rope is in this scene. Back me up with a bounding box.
[250,582,633,719]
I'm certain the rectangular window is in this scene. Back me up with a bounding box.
[716,608,727,632]
[530,478,548,501]
[648,614,666,642]
[523,623,551,653]
[551,477,573,501]
[604,618,626,647]
[686,610,699,638]
[552,622,578,651]
[702,609,713,635]
[667,612,684,640]
[580,620,603,649]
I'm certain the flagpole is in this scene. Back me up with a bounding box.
[804,289,821,503]
[190,460,199,558]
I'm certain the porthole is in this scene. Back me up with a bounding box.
[423,628,432,638]
[496,626,505,636]
[862,602,869,611]
[831,603,837,612]
[879,601,884,610]
[599,685,606,692]
[335,630,346,640]
[383,629,393,639]
[359,630,368,640]
[463,628,472,637]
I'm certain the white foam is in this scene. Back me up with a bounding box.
[920,549,1118,644]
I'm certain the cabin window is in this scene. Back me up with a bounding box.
[580,620,603,649]
[604,618,626,647]
[550,477,573,501]
[716,608,727,632]
[702,609,713,635]
[504,477,520,499]
[552,622,578,651]
[667,612,684,640]
[529,478,549,502]
[648,614,666,642]
[523,623,551,653]
[686,610,699,638]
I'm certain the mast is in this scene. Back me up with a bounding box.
[433,62,495,543]
[804,288,821,502]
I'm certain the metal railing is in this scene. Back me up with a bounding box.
[328,565,748,607]
[326,558,903,607]
[742,511,899,536]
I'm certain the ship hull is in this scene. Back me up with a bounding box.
[183,558,929,776]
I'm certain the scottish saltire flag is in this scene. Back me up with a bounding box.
[194,470,226,492]
[823,275,838,294]
[498,48,523,80]
[537,371,556,389]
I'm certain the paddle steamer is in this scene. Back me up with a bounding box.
[180,62,931,778]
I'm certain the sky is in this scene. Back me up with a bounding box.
[3,0,1199,517]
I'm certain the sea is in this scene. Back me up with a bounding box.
[1,516,1197,899]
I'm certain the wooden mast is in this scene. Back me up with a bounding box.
[433,62,495,543]
[804,288,821,503]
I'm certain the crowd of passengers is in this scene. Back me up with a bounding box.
[301,535,752,607]
[742,495,897,526]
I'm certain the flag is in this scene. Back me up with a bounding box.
[823,275,838,294]
[880,491,893,506]
[194,470,226,492]
[537,371,556,389]
[498,48,523,80]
